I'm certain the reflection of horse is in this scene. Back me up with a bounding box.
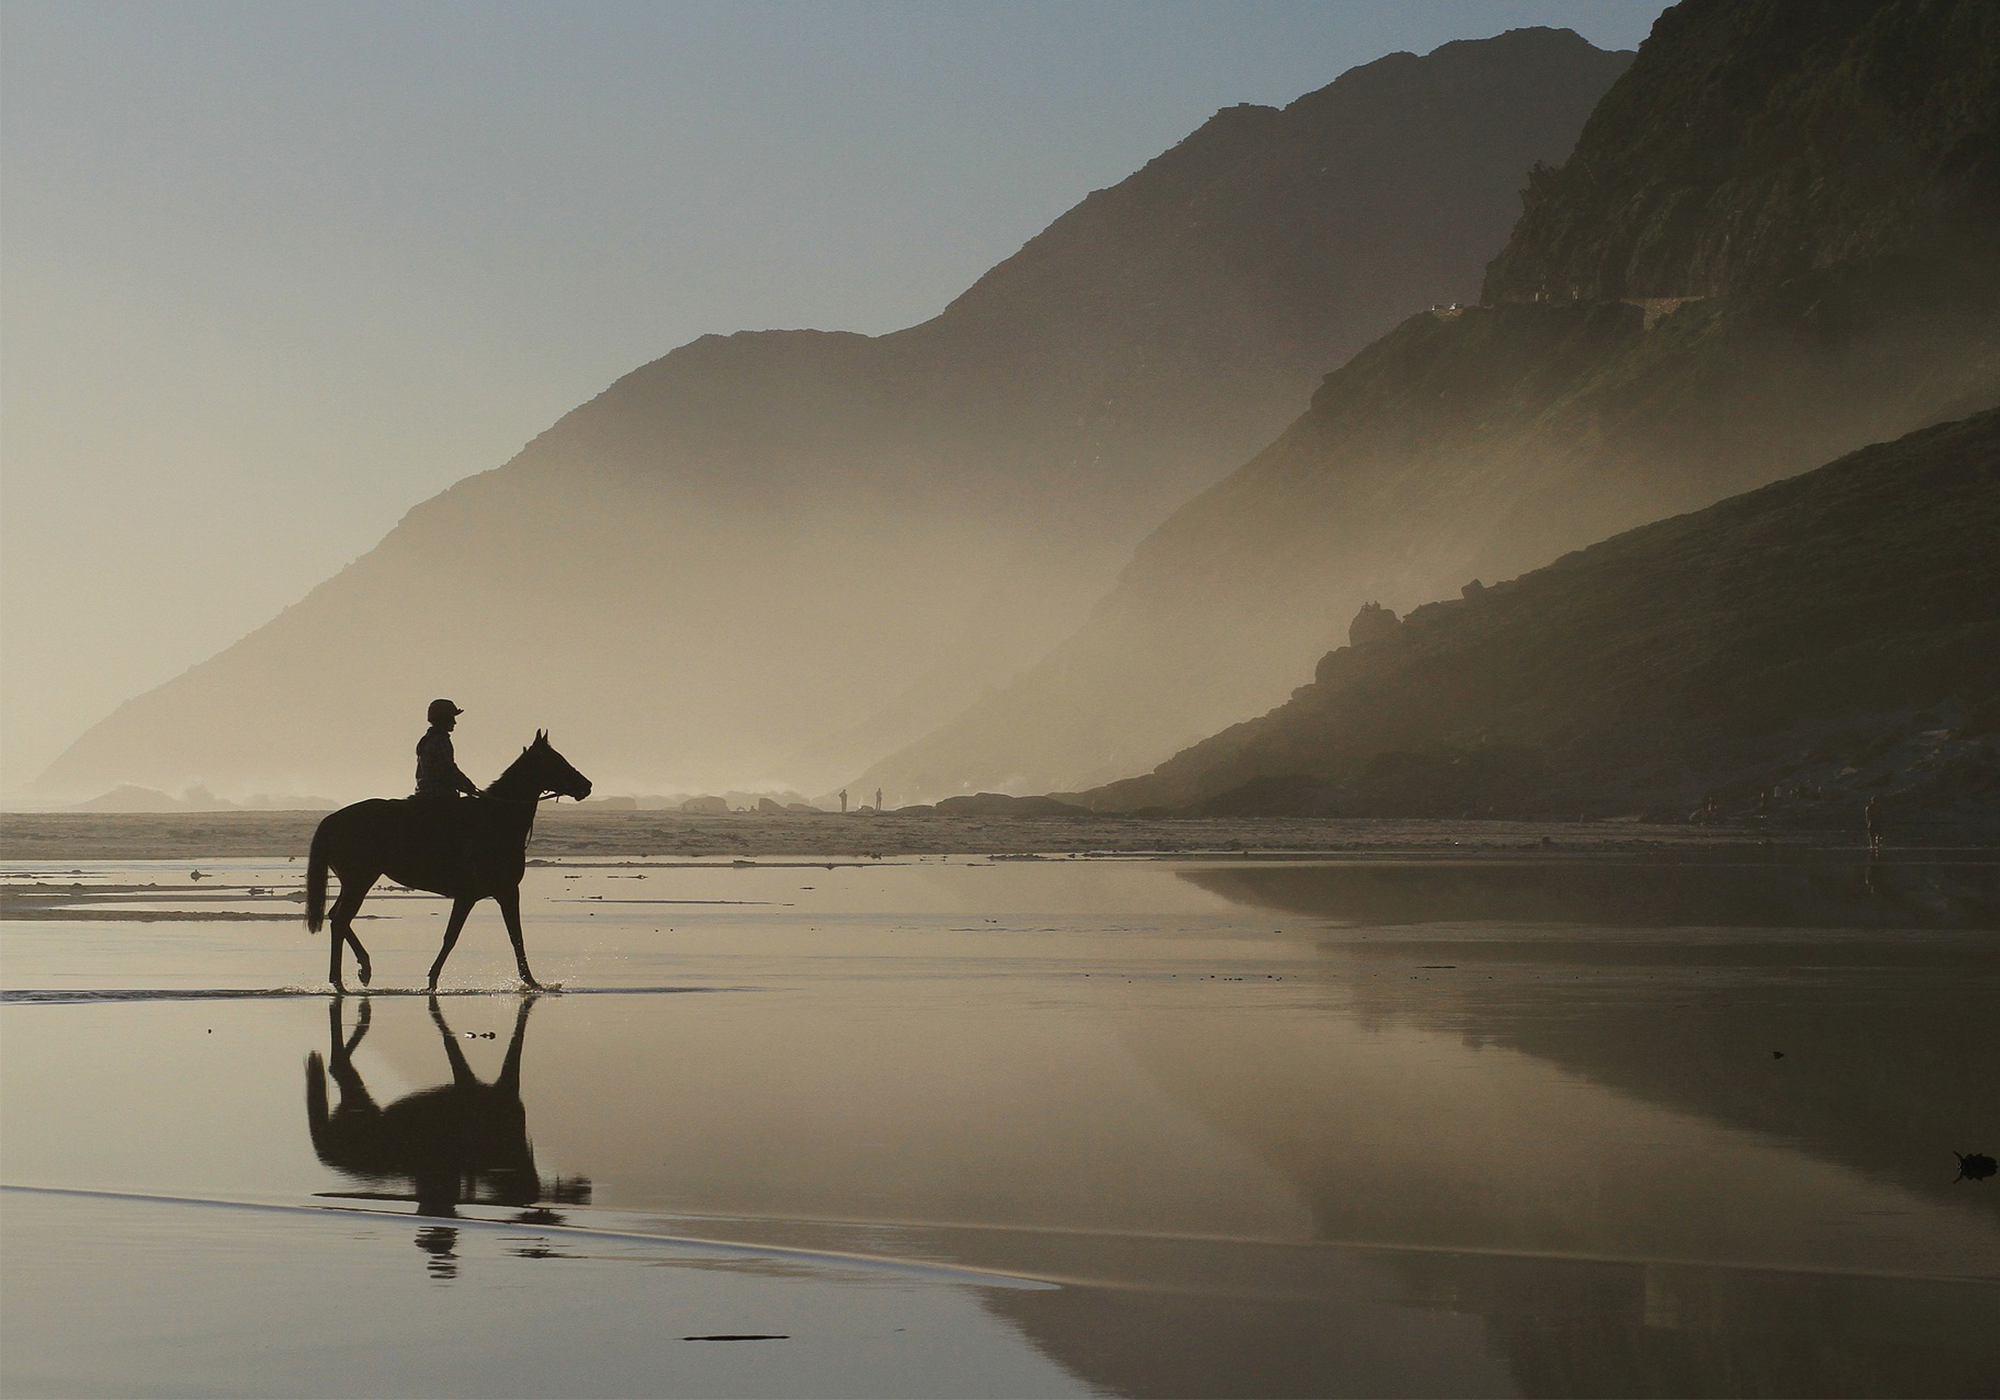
[304,732,591,990]
[304,994,589,1217]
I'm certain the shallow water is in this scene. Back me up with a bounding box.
[3,851,1997,1397]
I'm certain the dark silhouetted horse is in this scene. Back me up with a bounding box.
[304,731,591,990]
[305,994,589,1217]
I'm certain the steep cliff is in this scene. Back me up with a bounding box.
[1483,0,2000,301]
[857,0,2000,803]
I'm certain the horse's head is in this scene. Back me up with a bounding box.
[525,731,592,802]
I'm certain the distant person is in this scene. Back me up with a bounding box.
[414,699,481,800]
[875,787,882,813]
[1865,795,1883,853]
[840,788,848,814]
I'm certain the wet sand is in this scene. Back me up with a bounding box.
[0,807,1834,861]
[3,828,1997,1396]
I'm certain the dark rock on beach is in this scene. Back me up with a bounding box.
[933,793,1091,818]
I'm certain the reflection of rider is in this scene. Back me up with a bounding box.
[304,995,586,1217]
[414,699,481,799]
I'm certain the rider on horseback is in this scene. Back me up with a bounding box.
[414,699,481,799]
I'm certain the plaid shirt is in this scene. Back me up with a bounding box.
[414,727,477,797]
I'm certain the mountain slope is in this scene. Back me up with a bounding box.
[1084,409,2000,819]
[35,28,1630,802]
[857,0,2000,803]
[1483,0,2000,301]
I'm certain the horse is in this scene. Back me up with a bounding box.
[304,731,591,990]
[305,994,590,1218]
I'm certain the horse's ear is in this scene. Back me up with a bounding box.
[537,729,548,744]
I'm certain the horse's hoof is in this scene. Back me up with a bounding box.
[356,960,372,987]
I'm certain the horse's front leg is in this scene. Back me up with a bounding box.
[428,994,478,1086]
[496,886,542,990]
[324,996,375,1105]
[427,895,479,992]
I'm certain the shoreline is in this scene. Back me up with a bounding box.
[0,807,1969,862]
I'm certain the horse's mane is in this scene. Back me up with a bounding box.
[483,736,551,801]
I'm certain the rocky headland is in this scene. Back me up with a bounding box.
[1080,409,2000,831]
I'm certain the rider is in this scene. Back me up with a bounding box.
[414,699,482,800]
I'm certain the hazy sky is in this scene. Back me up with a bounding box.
[0,0,1666,797]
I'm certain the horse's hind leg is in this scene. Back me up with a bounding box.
[343,926,373,988]
[496,887,542,990]
[427,895,479,992]
[328,874,376,991]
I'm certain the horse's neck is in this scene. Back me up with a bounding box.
[485,748,549,799]
[483,757,547,813]
[477,790,541,840]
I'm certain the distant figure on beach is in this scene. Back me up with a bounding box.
[415,698,481,799]
[875,787,883,813]
[840,788,848,814]
[1866,796,1883,853]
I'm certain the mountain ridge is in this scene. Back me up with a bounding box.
[35,27,1631,802]
[854,0,2000,804]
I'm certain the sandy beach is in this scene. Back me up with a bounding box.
[0,807,1855,862]
[4,818,1997,1396]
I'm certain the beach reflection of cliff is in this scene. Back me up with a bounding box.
[1177,856,2000,1224]
[971,856,2000,1398]
[304,996,590,1227]
[1182,853,2000,931]
[977,1249,1999,1399]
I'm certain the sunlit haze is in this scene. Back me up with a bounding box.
[6,6,1996,1389]
[0,0,1666,800]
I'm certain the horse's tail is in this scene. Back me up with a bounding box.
[305,824,330,934]
[305,1053,330,1150]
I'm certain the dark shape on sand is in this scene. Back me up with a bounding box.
[683,1336,791,1343]
[414,1225,459,1280]
[934,792,1089,818]
[1953,1152,1996,1182]
[304,732,591,990]
[305,994,590,1217]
